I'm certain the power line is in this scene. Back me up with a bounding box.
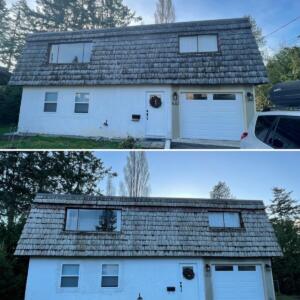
[264,16,300,39]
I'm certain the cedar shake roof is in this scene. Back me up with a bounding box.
[9,18,268,87]
[15,193,282,258]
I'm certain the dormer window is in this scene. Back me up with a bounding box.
[179,35,218,53]
[49,42,93,64]
[65,209,121,232]
[208,212,241,228]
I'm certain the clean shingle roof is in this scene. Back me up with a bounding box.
[9,18,268,86]
[15,193,282,258]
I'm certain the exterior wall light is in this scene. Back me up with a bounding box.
[205,264,211,272]
[137,293,143,300]
[247,92,254,102]
[265,264,272,271]
[172,92,179,105]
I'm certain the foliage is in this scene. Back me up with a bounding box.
[210,181,234,199]
[106,175,116,196]
[0,152,114,300]
[154,0,175,24]
[121,151,150,197]
[120,136,136,149]
[268,187,300,295]
[0,85,22,125]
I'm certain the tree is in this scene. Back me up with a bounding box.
[268,187,300,295]
[106,175,116,196]
[30,0,141,31]
[0,152,114,300]
[0,0,9,63]
[122,152,150,197]
[154,0,175,24]
[0,0,34,71]
[210,181,234,199]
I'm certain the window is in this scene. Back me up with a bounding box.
[208,212,241,228]
[213,94,236,100]
[186,93,207,100]
[61,264,79,287]
[44,92,58,112]
[179,35,218,53]
[215,265,233,271]
[49,42,93,64]
[101,264,119,288]
[269,116,300,149]
[65,209,121,232]
[255,116,277,144]
[238,265,256,271]
[74,93,89,113]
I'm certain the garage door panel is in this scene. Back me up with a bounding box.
[212,265,265,300]
[180,92,244,140]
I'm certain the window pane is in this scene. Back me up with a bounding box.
[238,265,256,271]
[65,209,78,230]
[271,117,300,149]
[49,45,59,63]
[83,43,93,63]
[101,276,118,287]
[75,93,89,103]
[198,35,218,52]
[75,103,89,113]
[255,116,277,143]
[78,209,102,231]
[179,36,198,53]
[224,212,240,227]
[102,264,119,276]
[186,93,207,100]
[208,212,224,227]
[45,92,58,102]
[215,265,233,271]
[213,94,236,100]
[44,103,57,112]
[61,277,79,287]
[62,264,79,276]
[58,43,84,63]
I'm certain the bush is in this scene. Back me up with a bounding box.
[120,136,136,149]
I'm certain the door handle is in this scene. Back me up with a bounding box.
[146,109,149,120]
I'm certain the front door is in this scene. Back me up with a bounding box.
[145,92,166,137]
[179,263,199,300]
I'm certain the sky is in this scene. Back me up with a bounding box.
[96,151,300,205]
[6,0,300,53]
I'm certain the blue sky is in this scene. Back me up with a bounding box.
[7,0,300,53]
[96,151,300,205]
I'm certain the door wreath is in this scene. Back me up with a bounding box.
[149,95,162,108]
[183,267,195,280]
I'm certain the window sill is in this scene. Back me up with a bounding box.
[209,227,245,232]
[63,230,122,235]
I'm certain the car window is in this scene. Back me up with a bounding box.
[269,117,300,149]
[255,116,277,143]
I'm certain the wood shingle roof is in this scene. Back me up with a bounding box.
[15,194,282,258]
[9,18,268,86]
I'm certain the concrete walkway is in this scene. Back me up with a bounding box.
[171,138,240,149]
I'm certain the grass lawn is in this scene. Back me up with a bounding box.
[0,125,131,149]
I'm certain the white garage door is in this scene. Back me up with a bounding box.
[211,265,265,300]
[180,92,245,140]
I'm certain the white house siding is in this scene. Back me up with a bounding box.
[18,86,173,139]
[25,258,206,300]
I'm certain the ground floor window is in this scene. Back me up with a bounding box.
[75,93,89,113]
[60,264,79,287]
[44,92,58,112]
[101,264,119,288]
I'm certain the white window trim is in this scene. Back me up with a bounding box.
[44,92,58,113]
[59,263,80,290]
[100,263,121,290]
[179,34,218,53]
[74,93,90,114]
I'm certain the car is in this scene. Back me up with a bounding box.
[240,110,300,149]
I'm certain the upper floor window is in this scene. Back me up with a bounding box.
[74,93,89,113]
[44,92,58,112]
[179,35,218,53]
[208,212,241,228]
[49,42,93,64]
[61,264,79,287]
[65,209,121,232]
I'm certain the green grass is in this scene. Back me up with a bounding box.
[0,125,130,149]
